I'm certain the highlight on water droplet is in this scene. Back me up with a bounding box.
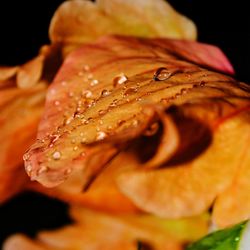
[96,131,107,141]
[113,73,128,87]
[52,151,61,160]
[54,100,60,106]
[83,65,90,71]
[82,90,93,98]
[90,79,99,86]
[101,89,111,97]
[61,80,67,86]
[153,67,172,81]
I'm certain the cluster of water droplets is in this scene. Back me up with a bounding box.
[25,66,191,179]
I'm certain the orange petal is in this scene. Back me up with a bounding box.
[0,83,46,203]
[24,36,244,191]
[49,0,196,47]
[118,102,250,218]
[213,122,250,228]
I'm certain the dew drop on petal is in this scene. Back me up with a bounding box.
[90,79,99,86]
[82,90,93,98]
[153,67,172,81]
[101,89,111,97]
[61,80,67,86]
[87,73,93,80]
[54,100,60,106]
[64,168,72,175]
[96,131,107,141]
[78,71,84,77]
[83,65,90,71]
[53,151,61,160]
[113,73,128,87]
[124,87,137,96]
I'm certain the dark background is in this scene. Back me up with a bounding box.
[0,0,249,246]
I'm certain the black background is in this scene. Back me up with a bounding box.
[0,0,249,247]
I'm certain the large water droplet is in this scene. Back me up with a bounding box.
[153,67,172,81]
[113,73,128,87]
[52,151,61,160]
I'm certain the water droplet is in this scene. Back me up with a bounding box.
[87,73,93,80]
[124,87,137,96]
[82,90,93,98]
[117,120,125,126]
[153,67,172,81]
[181,88,188,94]
[50,89,56,95]
[54,100,60,106]
[61,81,67,86]
[98,109,107,115]
[68,92,74,97]
[71,139,76,144]
[107,125,113,130]
[175,93,181,98]
[65,116,74,125]
[81,137,87,144]
[64,168,72,175]
[113,73,128,87]
[96,131,107,141]
[83,65,90,71]
[200,81,205,87]
[90,79,99,86]
[109,99,118,108]
[235,237,240,241]
[132,120,139,126]
[38,166,49,175]
[86,117,93,124]
[53,151,61,160]
[73,146,78,151]
[78,71,84,77]
[99,119,104,125]
[101,89,111,97]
